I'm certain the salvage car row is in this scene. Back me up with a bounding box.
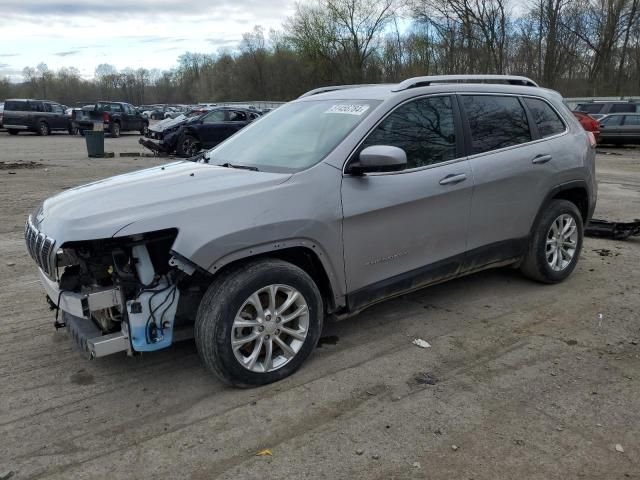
[0,98,268,157]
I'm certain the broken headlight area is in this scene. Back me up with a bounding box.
[51,229,203,358]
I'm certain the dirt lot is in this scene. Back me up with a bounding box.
[1,131,639,480]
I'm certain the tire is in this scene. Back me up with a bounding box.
[520,199,584,283]
[110,122,121,138]
[8,129,19,136]
[195,259,324,387]
[177,134,200,157]
[140,123,149,136]
[37,121,50,136]
[68,126,78,135]
[78,129,85,137]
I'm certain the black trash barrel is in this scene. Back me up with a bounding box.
[85,130,105,157]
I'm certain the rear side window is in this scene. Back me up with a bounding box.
[623,115,640,126]
[462,95,531,154]
[577,104,603,114]
[4,100,28,111]
[610,103,636,113]
[523,98,565,138]
[359,95,457,169]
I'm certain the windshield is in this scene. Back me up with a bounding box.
[206,99,380,172]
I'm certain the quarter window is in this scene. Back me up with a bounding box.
[462,95,531,154]
[359,96,457,169]
[524,97,565,138]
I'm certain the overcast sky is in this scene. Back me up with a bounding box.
[0,0,299,81]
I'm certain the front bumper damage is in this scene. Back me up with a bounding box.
[38,268,130,358]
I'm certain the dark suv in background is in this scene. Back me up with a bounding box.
[3,99,73,135]
[575,100,640,119]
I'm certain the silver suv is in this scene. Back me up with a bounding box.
[25,75,597,387]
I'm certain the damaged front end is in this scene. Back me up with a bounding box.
[26,219,203,359]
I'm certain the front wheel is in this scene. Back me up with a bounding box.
[7,129,19,136]
[177,134,201,157]
[140,124,149,136]
[110,122,121,138]
[195,259,324,387]
[520,199,584,283]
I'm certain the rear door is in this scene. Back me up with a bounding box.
[620,115,640,143]
[598,114,624,142]
[49,103,67,129]
[341,95,473,306]
[460,94,566,267]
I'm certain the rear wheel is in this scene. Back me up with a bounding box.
[177,134,200,157]
[7,129,19,136]
[110,122,121,138]
[195,259,324,387]
[520,199,583,283]
[37,121,50,136]
[68,126,78,135]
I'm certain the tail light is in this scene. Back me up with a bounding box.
[586,131,597,148]
[102,111,110,122]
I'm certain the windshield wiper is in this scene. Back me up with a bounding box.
[220,162,259,171]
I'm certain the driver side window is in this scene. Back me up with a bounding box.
[203,110,225,123]
[358,96,457,169]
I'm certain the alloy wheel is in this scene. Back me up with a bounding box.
[546,213,578,271]
[231,284,310,373]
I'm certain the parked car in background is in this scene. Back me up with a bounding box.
[2,99,74,135]
[573,111,600,143]
[0,102,4,129]
[597,113,640,145]
[27,75,596,387]
[575,100,640,119]
[72,101,148,138]
[140,106,260,157]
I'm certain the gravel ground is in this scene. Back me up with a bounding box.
[0,131,639,479]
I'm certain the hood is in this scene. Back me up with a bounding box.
[150,114,199,132]
[35,161,291,242]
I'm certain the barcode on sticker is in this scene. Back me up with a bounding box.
[325,104,370,115]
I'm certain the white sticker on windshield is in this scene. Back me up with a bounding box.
[325,104,370,115]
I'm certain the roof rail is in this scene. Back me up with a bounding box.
[391,75,539,92]
[298,84,380,98]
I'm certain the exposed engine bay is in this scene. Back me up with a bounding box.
[48,229,204,358]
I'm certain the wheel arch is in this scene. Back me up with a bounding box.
[200,242,344,314]
[530,180,591,236]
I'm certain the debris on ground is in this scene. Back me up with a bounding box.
[586,219,640,240]
[371,454,380,460]
[615,444,625,453]
[514,439,525,446]
[255,448,272,457]
[317,335,339,347]
[412,338,431,348]
[412,462,421,468]
[451,444,459,451]
[593,248,615,257]
[0,161,43,170]
[414,372,438,385]
[355,449,364,455]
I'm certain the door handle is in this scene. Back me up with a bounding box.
[532,154,552,164]
[439,173,467,185]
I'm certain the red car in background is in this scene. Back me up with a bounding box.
[573,111,600,143]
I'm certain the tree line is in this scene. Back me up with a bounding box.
[2,0,639,106]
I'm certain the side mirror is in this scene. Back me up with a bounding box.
[348,145,407,175]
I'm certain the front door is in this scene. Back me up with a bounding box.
[341,95,473,309]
